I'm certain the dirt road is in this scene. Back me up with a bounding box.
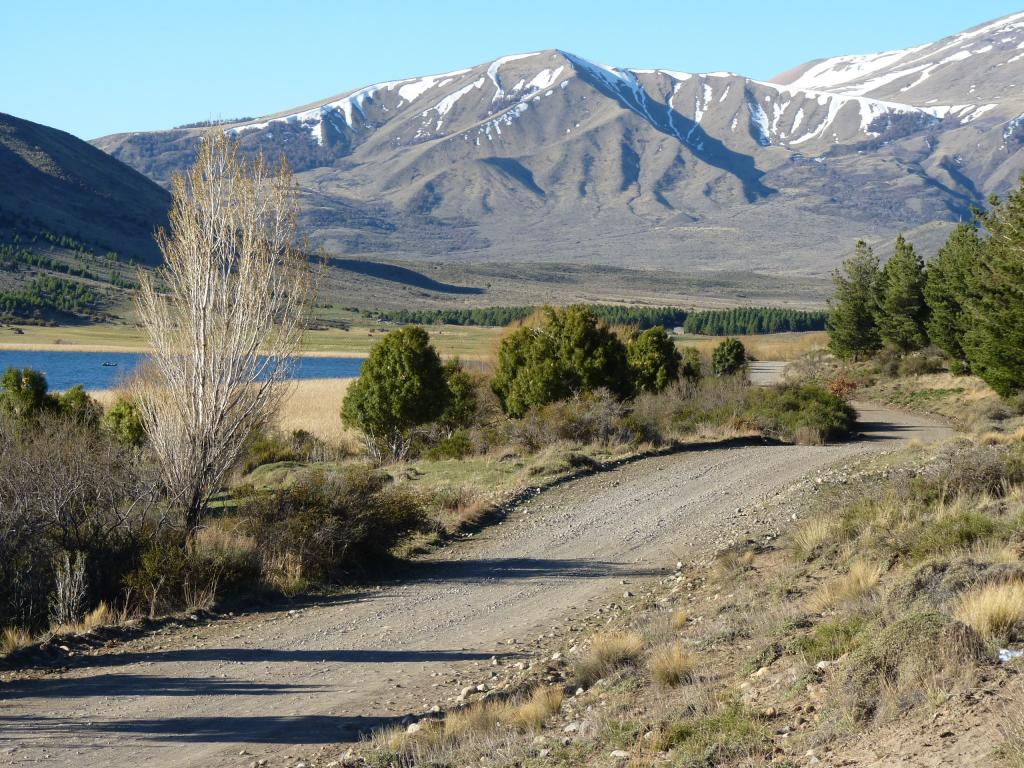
[0,403,950,768]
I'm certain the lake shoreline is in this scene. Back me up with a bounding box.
[0,342,368,359]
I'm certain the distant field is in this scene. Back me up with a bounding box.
[0,322,506,359]
[0,323,826,362]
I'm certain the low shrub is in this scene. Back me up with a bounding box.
[792,615,866,663]
[840,612,988,722]
[242,465,429,583]
[658,698,770,765]
[745,383,857,443]
[424,430,474,460]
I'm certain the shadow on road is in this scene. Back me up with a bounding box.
[393,557,662,585]
[1,647,522,682]
[0,713,403,744]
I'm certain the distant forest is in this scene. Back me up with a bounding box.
[366,305,827,335]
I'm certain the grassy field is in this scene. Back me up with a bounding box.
[1,322,826,362]
[0,322,505,359]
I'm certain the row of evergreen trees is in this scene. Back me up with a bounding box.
[370,305,826,335]
[827,180,1024,397]
[681,307,826,335]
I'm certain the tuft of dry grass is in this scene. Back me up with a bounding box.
[672,608,689,630]
[649,643,697,688]
[82,602,113,631]
[787,516,835,561]
[1,626,32,656]
[510,686,564,731]
[574,631,645,687]
[443,699,512,738]
[809,560,883,612]
[955,581,1024,643]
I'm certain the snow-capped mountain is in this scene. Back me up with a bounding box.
[92,13,1024,280]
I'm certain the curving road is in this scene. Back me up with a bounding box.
[0,403,950,768]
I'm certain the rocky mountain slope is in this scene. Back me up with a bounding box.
[91,13,1024,285]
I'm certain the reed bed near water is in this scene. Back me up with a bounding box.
[92,377,359,445]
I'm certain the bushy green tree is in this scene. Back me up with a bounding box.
[0,367,57,418]
[680,346,703,382]
[925,223,979,372]
[341,326,449,460]
[711,338,747,376]
[103,396,146,447]
[827,241,882,360]
[491,306,631,418]
[437,358,478,436]
[627,326,681,393]
[57,385,102,428]
[964,187,1024,397]
[876,235,928,353]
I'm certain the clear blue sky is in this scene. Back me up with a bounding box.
[4,1,1022,140]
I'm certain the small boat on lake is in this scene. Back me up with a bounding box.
[101,362,118,367]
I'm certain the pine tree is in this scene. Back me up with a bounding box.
[925,223,979,372]
[963,185,1024,397]
[827,241,882,360]
[875,235,929,353]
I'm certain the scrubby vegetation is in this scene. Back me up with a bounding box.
[359,436,1024,768]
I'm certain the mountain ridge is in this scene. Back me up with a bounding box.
[89,14,1024,286]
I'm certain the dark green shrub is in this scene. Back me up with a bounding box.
[0,367,57,418]
[103,396,146,447]
[341,326,448,460]
[627,326,681,394]
[492,305,631,417]
[711,338,747,376]
[425,430,474,460]
[745,384,856,443]
[242,465,429,582]
[56,385,102,428]
[679,346,703,382]
[437,359,478,435]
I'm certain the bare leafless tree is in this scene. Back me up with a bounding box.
[135,133,313,534]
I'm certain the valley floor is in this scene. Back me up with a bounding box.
[0,404,947,768]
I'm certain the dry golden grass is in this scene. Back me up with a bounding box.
[82,602,113,630]
[1,626,32,656]
[444,699,512,738]
[510,686,564,731]
[787,516,836,561]
[678,331,827,362]
[979,428,1024,446]
[809,561,883,612]
[194,522,257,559]
[649,643,697,688]
[574,631,645,686]
[956,581,1024,642]
[94,378,360,447]
[672,608,689,630]
[275,378,359,446]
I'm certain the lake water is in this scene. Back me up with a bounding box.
[0,351,365,391]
